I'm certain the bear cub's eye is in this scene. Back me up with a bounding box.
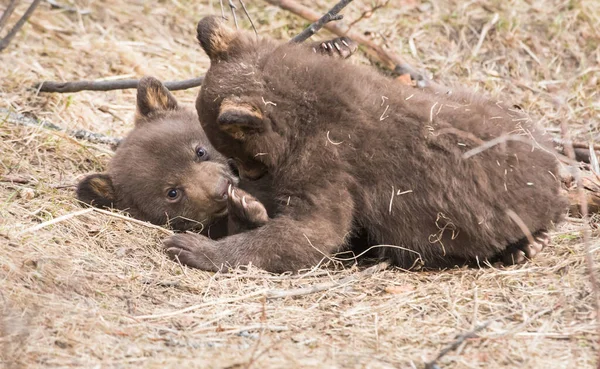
[196,146,209,160]
[166,188,180,200]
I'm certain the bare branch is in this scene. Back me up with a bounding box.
[228,0,238,29]
[239,0,258,37]
[290,0,354,43]
[0,0,19,33]
[1,107,121,148]
[0,0,42,52]
[35,76,204,93]
[346,0,390,31]
[219,0,226,19]
[266,0,431,84]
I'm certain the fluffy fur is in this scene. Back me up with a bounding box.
[163,16,568,273]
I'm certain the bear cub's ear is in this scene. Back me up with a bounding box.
[76,173,116,209]
[196,16,237,60]
[217,97,266,140]
[135,76,178,122]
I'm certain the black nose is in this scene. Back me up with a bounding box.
[227,158,240,177]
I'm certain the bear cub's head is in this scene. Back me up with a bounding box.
[77,76,237,231]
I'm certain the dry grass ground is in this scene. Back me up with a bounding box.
[1,0,599,368]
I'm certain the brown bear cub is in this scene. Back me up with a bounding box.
[163,16,568,273]
[77,38,358,236]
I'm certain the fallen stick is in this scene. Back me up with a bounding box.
[0,0,18,33]
[265,0,430,83]
[35,76,204,93]
[291,0,353,43]
[1,107,121,148]
[0,0,42,52]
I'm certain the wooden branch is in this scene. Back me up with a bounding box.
[290,0,353,43]
[267,0,430,83]
[239,0,258,37]
[0,0,19,33]
[35,76,204,93]
[1,107,122,148]
[0,0,42,52]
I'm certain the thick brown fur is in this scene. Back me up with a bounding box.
[76,38,358,235]
[77,76,237,236]
[163,16,569,273]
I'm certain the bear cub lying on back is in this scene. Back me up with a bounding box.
[76,37,358,236]
[163,16,568,273]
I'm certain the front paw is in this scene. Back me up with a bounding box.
[163,233,223,271]
[227,185,269,229]
[314,36,358,59]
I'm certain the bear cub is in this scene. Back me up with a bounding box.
[77,37,358,236]
[163,16,568,273]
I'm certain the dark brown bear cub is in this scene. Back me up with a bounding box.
[77,37,358,236]
[163,16,568,272]
[77,76,242,236]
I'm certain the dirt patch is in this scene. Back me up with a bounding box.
[1,0,598,368]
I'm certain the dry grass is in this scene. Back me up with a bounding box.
[1,0,599,368]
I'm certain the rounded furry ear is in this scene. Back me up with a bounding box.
[218,97,265,140]
[196,16,237,60]
[136,76,178,122]
[76,173,116,209]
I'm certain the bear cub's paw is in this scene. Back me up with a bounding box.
[227,185,269,229]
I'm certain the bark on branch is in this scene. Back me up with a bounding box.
[267,0,429,83]
[290,0,353,43]
[35,77,204,93]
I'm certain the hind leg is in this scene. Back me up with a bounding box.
[496,230,550,266]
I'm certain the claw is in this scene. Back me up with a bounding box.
[341,39,349,47]
[334,42,341,51]
[242,196,247,208]
[321,42,328,50]
[227,184,233,197]
[231,188,237,200]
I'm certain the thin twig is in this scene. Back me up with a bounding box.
[0,0,19,33]
[471,13,499,58]
[17,207,174,236]
[238,0,257,37]
[0,0,42,52]
[268,0,433,84]
[346,0,390,30]
[560,121,600,369]
[19,208,94,235]
[553,137,600,151]
[290,0,353,43]
[136,262,389,320]
[218,0,226,19]
[35,76,204,93]
[1,107,121,148]
[228,0,238,29]
[424,321,491,369]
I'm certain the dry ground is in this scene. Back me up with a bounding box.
[1,0,599,368]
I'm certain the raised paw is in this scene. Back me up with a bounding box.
[499,230,550,266]
[227,185,269,230]
[312,36,358,59]
[163,233,223,271]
